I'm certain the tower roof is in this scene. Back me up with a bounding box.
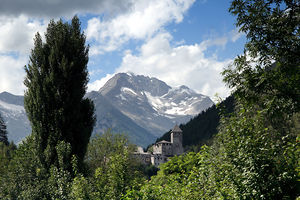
[172,124,182,133]
[157,140,172,144]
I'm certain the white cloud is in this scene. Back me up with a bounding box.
[0,15,47,54]
[230,28,244,42]
[0,15,47,94]
[0,55,27,95]
[0,0,134,94]
[113,32,233,99]
[86,0,195,55]
[88,73,114,92]
[89,68,103,77]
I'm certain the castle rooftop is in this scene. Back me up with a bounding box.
[157,140,172,144]
[172,124,182,132]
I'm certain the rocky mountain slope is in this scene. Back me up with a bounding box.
[96,73,214,138]
[86,91,156,146]
[0,92,31,143]
[0,73,214,147]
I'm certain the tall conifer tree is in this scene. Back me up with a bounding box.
[0,114,8,145]
[24,16,95,170]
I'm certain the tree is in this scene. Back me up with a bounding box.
[224,0,299,122]
[223,0,300,121]
[24,16,95,171]
[0,114,8,145]
[220,0,300,198]
[85,130,133,174]
[0,135,48,199]
[70,131,145,200]
[215,106,298,199]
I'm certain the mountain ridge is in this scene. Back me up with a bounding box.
[0,72,214,147]
[97,72,214,138]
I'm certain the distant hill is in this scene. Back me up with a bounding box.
[154,95,235,150]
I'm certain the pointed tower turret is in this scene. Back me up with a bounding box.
[171,124,183,155]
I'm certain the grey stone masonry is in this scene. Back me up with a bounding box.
[171,124,183,156]
[133,125,183,167]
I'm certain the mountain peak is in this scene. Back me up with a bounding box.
[99,72,171,97]
[179,85,189,90]
[96,73,214,137]
[2,74,214,147]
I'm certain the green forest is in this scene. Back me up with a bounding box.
[0,0,299,199]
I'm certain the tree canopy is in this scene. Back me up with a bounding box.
[224,0,300,119]
[24,16,95,171]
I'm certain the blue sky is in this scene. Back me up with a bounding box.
[0,0,246,99]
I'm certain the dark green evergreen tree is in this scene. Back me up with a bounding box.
[24,16,95,171]
[0,113,8,145]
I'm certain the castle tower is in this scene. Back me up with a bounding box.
[171,125,183,155]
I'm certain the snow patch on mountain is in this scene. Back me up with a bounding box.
[0,100,26,121]
[0,92,31,143]
[121,87,138,96]
[0,100,25,113]
[145,85,211,116]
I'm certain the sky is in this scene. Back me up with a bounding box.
[0,0,246,100]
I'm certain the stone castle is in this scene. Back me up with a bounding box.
[133,125,183,167]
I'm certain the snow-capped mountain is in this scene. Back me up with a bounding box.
[0,92,31,143]
[0,73,214,147]
[96,73,214,137]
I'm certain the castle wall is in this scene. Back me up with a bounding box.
[153,143,162,154]
[133,152,151,165]
[171,132,183,156]
[151,154,169,167]
[134,125,183,167]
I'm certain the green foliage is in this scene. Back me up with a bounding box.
[70,174,92,200]
[141,164,159,179]
[215,107,298,199]
[124,146,235,200]
[0,113,8,145]
[47,165,72,200]
[126,1,300,199]
[0,142,15,187]
[126,109,299,199]
[87,131,145,199]
[0,135,49,199]
[85,130,136,174]
[69,131,146,200]
[97,149,137,199]
[0,136,78,199]
[24,16,95,171]
[224,0,300,118]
